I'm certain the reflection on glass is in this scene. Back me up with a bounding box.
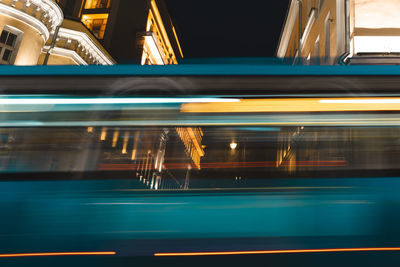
[2,126,400,189]
[81,14,109,39]
[84,0,112,9]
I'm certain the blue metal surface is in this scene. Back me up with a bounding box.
[0,177,399,257]
[1,64,400,76]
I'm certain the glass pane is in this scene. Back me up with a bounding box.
[0,31,8,44]
[2,49,11,62]
[81,14,108,39]
[84,0,112,9]
[6,33,17,47]
[2,124,400,188]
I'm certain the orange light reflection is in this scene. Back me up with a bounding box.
[154,247,400,256]
[181,98,400,113]
[0,252,116,258]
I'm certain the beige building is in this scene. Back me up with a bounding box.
[0,0,203,190]
[56,0,183,65]
[0,0,182,66]
[0,0,114,65]
[277,0,400,65]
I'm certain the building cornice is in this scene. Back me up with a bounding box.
[43,46,88,65]
[277,0,298,58]
[0,0,63,41]
[54,27,114,65]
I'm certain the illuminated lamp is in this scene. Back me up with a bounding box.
[230,142,238,150]
[143,32,166,65]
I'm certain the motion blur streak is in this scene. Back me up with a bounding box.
[99,161,347,170]
[320,99,400,104]
[154,247,400,256]
[0,252,116,258]
[0,97,239,105]
[181,98,400,113]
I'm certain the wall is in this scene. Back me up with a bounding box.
[303,0,338,63]
[353,0,400,29]
[0,14,44,65]
[279,0,347,64]
[351,0,400,54]
[37,53,80,65]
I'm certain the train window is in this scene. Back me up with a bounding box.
[1,125,400,189]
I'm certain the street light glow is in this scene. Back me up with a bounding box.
[230,142,238,150]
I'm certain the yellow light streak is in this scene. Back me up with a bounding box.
[187,128,205,157]
[100,127,107,141]
[181,98,400,113]
[0,251,116,258]
[172,25,183,58]
[154,247,400,256]
[112,128,119,147]
[122,131,129,154]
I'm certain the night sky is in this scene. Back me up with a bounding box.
[165,0,290,58]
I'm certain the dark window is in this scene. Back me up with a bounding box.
[0,28,21,64]
[6,33,17,46]
[2,49,11,61]
[0,31,7,43]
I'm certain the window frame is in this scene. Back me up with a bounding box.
[0,25,23,65]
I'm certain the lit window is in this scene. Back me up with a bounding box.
[81,14,109,39]
[81,0,112,39]
[0,26,22,65]
[84,0,112,9]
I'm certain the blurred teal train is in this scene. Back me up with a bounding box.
[2,64,400,266]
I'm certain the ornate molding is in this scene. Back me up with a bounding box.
[50,27,114,65]
[0,0,63,41]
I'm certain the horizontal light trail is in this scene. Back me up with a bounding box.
[0,98,239,105]
[154,247,400,256]
[86,203,185,205]
[99,161,347,171]
[320,99,400,104]
[115,186,354,192]
[181,98,400,113]
[0,251,116,258]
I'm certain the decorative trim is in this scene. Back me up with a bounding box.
[277,0,299,58]
[0,0,63,40]
[43,46,88,65]
[144,31,166,65]
[56,27,114,65]
[0,3,49,41]
[301,8,316,49]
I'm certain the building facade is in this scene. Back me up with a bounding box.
[0,0,202,190]
[277,0,400,65]
[57,0,183,64]
[0,0,114,65]
[0,0,183,65]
